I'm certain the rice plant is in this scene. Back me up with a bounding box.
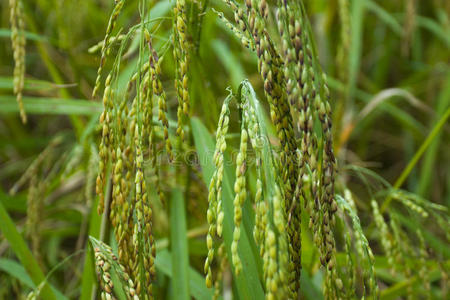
[1,0,449,299]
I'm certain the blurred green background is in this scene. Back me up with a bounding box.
[0,0,449,299]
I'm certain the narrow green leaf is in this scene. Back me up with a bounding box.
[0,258,35,288]
[155,250,214,300]
[0,96,102,115]
[0,196,57,300]
[0,189,27,212]
[348,0,366,107]
[380,263,448,300]
[416,16,450,48]
[365,0,403,36]
[80,197,102,300]
[0,28,47,42]
[211,39,246,89]
[170,188,190,300]
[0,77,65,91]
[417,73,450,196]
[300,270,324,300]
[327,77,426,136]
[0,258,68,300]
[381,107,450,212]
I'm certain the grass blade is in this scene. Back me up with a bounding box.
[416,16,450,48]
[0,77,66,91]
[0,195,57,300]
[170,188,190,300]
[155,250,215,300]
[381,107,450,212]
[0,258,68,300]
[348,0,366,107]
[0,96,102,115]
[416,73,450,196]
[365,0,403,36]
[0,258,35,288]
[211,39,246,89]
[80,197,102,300]
[0,28,47,42]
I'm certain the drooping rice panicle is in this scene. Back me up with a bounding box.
[92,0,125,98]
[146,32,174,162]
[173,0,190,143]
[231,128,248,275]
[204,95,231,288]
[9,0,27,123]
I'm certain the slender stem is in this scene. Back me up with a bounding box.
[0,197,57,300]
[381,107,450,212]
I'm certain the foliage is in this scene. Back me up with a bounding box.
[0,0,449,299]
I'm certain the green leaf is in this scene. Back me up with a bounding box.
[365,0,403,36]
[380,262,448,300]
[416,16,450,48]
[0,28,47,42]
[170,188,190,300]
[327,77,426,136]
[0,194,57,300]
[417,73,450,196]
[211,39,246,89]
[155,250,214,300]
[300,270,324,300]
[348,0,366,107]
[0,258,35,288]
[381,107,450,212]
[0,96,102,115]
[0,77,65,91]
[80,192,102,300]
[0,258,68,300]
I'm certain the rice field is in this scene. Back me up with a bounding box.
[0,0,449,299]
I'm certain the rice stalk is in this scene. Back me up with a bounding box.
[92,0,126,98]
[173,0,190,143]
[9,0,27,123]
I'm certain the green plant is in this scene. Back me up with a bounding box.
[1,1,449,299]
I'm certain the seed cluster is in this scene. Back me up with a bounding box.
[93,242,139,300]
[94,247,115,300]
[92,0,346,298]
[148,35,173,162]
[92,0,125,98]
[205,95,231,288]
[133,141,156,298]
[90,1,445,299]
[213,243,228,300]
[205,82,293,298]
[231,128,248,275]
[390,218,414,299]
[371,199,432,298]
[26,174,45,259]
[9,0,27,123]
[372,200,399,273]
[173,0,190,143]
[416,230,431,296]
[94,21,178,299]
[9,137,62,265]
[218,0,340,297]
[338,192,377,298]
[243,84,291,299]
